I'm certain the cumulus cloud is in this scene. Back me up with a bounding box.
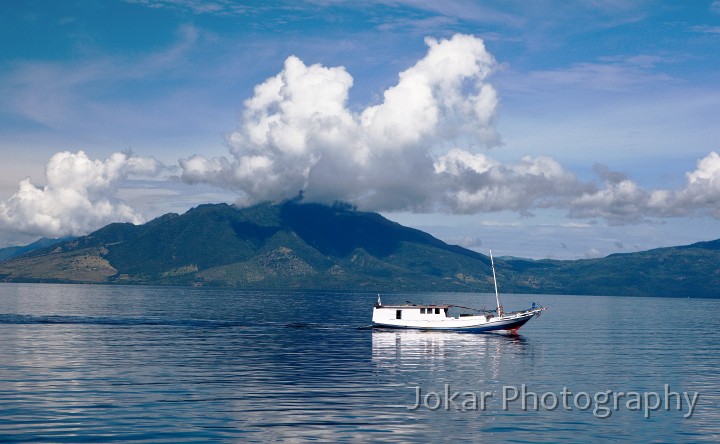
[434,149,586,213]
[180,34,501,211]
[650,151,720,218]
[569,165,650,223]
[0,151,163,237]
[4,35,718,247]
[569,152,720,222]
[179,33,720,224]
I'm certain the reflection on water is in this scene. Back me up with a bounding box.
[372,330,536,382]
[0,284,719,442]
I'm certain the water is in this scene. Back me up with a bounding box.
[0,283,718,442]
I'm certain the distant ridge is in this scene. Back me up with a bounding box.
[0,201,718,297]
[0,237,74,261]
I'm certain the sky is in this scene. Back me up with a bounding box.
[1,0,719,259]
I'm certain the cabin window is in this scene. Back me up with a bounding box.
[420,308,425,314]
[435,308,440,314]
[396,310,402,320]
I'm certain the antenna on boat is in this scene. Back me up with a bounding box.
[490,249,503,317]
[377,293,382,306]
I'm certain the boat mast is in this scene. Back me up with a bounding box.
[490,250,503,316]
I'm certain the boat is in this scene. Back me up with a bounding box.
[371,250,546,333]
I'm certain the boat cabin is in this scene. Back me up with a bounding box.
[372,304,451,323]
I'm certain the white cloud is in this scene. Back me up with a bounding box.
[434,149,583,213]
[178,33,720,224]
[569,152,720,222]
[180,33,502,210]
[0,151,163,238]
[657,151,720,218]
[570,176,649,222]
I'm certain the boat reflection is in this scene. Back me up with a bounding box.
[371,329,535,380]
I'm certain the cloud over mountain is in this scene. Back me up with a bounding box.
[3,33,719,243]
[180,34,502,211]
[177,32,720,224]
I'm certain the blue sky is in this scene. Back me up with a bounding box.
[1,0,719,259]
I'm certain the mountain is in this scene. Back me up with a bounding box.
[500,241,720,297]
[0,201,718,297]
[0,202,495,291]
[0,237,74,261]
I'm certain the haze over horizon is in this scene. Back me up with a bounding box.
[1,1,719,259]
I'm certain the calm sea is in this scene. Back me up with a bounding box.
[0,283,718,442]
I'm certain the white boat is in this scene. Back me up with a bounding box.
[371,250,546,333]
